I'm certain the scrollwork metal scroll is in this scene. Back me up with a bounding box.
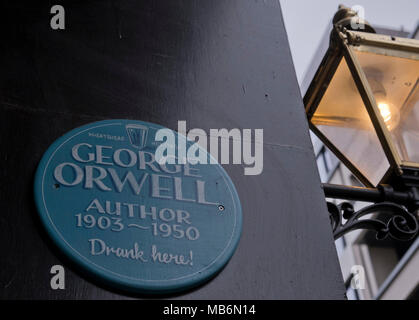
[327,202,419,241]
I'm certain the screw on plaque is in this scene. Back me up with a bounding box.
[53,183,60,189]
[218,205,225,212]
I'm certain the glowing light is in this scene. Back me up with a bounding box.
[377,102,400,131]
[378,103,392,123]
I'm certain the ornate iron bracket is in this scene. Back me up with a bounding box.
[327,201,418,241]
[323,184,419,241]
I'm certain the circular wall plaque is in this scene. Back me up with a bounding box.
[34,119,242,294]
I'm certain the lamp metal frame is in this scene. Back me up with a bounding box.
[304,28,419,188]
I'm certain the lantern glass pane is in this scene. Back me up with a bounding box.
[311,57,390,186]
[392,83,419,163]
[355,50,419,164]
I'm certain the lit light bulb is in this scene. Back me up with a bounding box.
[364,70,400,131]
[378,103,392,122]
[377,101,400,131]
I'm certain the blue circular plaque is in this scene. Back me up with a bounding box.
[34,119,242,294]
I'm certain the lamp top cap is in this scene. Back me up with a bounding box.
[332,4,375,34]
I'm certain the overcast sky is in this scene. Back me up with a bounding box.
[280,0,419,85]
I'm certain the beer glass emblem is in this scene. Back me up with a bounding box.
[126,124,149,149]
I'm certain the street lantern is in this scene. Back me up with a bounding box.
[304,6,419,241]
[305,6,419,188]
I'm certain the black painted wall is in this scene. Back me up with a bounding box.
[0,0,345,299]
